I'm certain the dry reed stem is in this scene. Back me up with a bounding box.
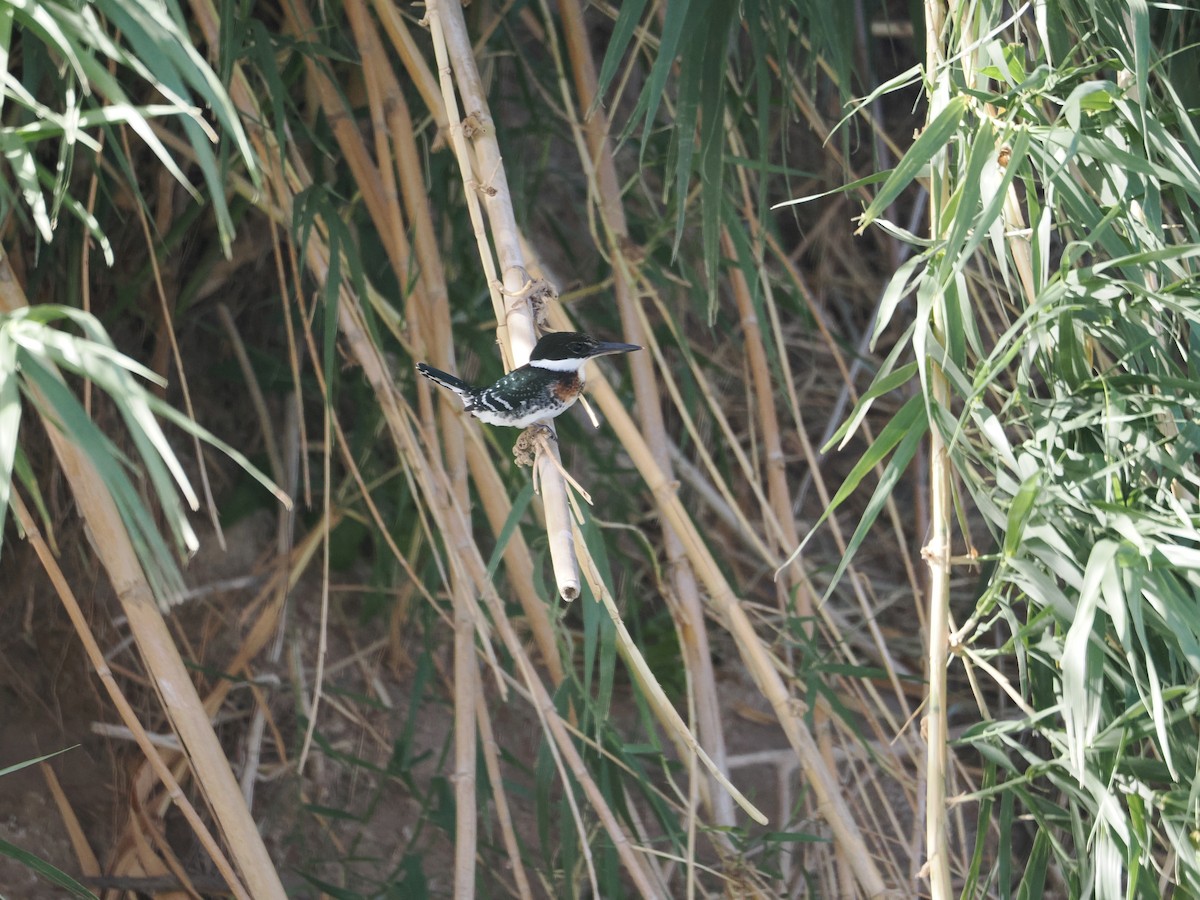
[452,555,479,900]
[332,277,664,895]
[190,0,734,889]
[295,398,333,775]
[921,1,953,896]
[370,0,447,132]
[365,9,566,672]
[553,0,735,828]
[40,763,101,879]
[720,218,853,885]
[352,0,564,678]
[473,690,535,900]
[228,105,656,888]
[428,0,581,601]
[336,7,481,894]
[549,307,891,896]
[760,235,926,746]
[0,256,284,898]
[8,491,251,900]
[574,522,769,826]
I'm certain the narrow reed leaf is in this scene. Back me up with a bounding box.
[1002,473,1041,558]
[771,170,891,209]
[1062,540,1119,781]
[1015,828,1051,899]
[0,745,78,777]
[820,403,926,600]
[578,514,617,716]
[0,840,97,900]
[633,0,693,149]
[0,334,20,560]
[784,392,926,577]
[484,481,535,582]
[19,354,185,605]
[826,360,919,452]
[1,139,52,240]
[857,94,969,233]
[592,0,649,115]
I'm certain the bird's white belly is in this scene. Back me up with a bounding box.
[471,400,574,428]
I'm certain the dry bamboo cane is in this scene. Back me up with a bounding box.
[362,0,572,681]
[189,0,692,890]
[921,1,953,897]
[282,0,564,690]
[262,180,661,889]
[10,493,250,900]
[553,0,735,828]
[550,308,892,897]
[332,278,667,897]
[428,0,581,600]
[721,225,857,891]
[337,8,480,896]
[347,0,565,685]
[0,254,285,899]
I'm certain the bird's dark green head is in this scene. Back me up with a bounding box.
[530,332,641,366]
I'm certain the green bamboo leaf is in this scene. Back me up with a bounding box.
[4,0,87,83]
[631,0,693,147]
[592,0,649,113]
[1003,472,1041,558]
[0,745,78,777]
[696,5,732,317]
[1015,828,1051,899]
[872,251,930,348]
[1,137,52,240]
[1062,540,1119,781]
[858,94,969,233]
[771,170,892,210]
[820,402,927,600]
[578,512,617,720]
[783,393,926,578]
[827,360,920,452]
[484,481,535,583]
[0,332,21,560]
[0,839,97,899]
[19,355,186,606]
[0,3,14,122]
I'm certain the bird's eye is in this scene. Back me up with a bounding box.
[569,341,588,355]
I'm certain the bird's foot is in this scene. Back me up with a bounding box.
[513,423,556,467]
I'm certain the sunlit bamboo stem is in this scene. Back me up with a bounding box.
[921,1,954,897]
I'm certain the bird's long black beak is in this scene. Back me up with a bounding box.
[588,341,641,358]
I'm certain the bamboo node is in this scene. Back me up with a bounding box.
[469,179,497,198]
[462,112,486,140]
[616,234,645,264]
[496,272,534,298]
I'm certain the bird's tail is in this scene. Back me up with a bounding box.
[416,363,473,402]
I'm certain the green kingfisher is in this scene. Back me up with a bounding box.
[417,331,640,428]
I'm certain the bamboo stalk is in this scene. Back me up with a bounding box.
[188,0,698,888]
[921,1,953,897]
[339,9,481,895]
[352,0,563,684]
[428,0,581,600]
[332,272,666,896]
[474,690,535,900]
[453,584,479,900]
[549,305,890,896]
[0,254,285,900]
[9,490,250,900]
[553,0,734,828]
